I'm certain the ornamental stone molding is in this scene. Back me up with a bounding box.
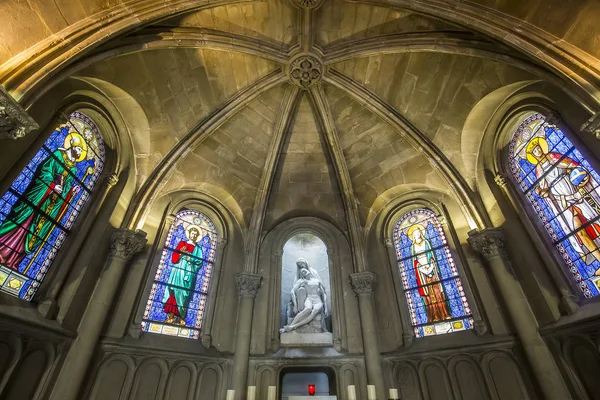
[236,272,262,297]
[287,53,323,89]
[467,228,507,260]
[582,112,600,139]
[108,229,147,261]
[494,173,508,188]
[289,0,325,9]
[0,84,38,139]
[350,271,376,295]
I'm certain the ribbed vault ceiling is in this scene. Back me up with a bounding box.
[67,0,561,243]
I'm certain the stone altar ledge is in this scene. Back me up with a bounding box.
[280,332,333,347]
[289,397,337,400]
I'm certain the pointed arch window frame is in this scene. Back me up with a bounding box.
[0,110,107,301]
[383,203,484,342]
[504,111,600,300]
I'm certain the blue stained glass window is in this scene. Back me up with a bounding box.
[393,209,473,337]
[142,209,217,339]
[0,112,105,300]
[509,113,600,298]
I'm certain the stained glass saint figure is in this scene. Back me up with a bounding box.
[407,223,452,322]
[394,209,472,337]
[0,112,104,300]
[510,113,600,297]
[142,209,217,339]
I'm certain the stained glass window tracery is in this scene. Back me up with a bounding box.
[393,209,473,337]
[509,112,600,298]
[142,209,217,339]
[0,111,105,300]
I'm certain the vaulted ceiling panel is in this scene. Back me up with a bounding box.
[331,53,537,185]
[78,48,280,186]
[161,0,298,46]
[323,84,446,223]
[161,83,288,226]
[264,94,346,230]
[315,1,463,46]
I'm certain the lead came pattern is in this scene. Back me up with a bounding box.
[142,209,217,339]
[0,112,104,300]
[509,113,600,298]
[394,209,473,338]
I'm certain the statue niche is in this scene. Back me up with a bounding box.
[279,232,333,346]
[282,258,328,333]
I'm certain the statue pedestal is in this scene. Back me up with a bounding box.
[280,332,333,347]
[289,397,336,400]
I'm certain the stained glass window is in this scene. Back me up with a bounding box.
[142,209,217,339]
[0,112,104,300]
[393,209,473,337]
[509,113,600,298]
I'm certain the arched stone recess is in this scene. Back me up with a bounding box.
[0,333,21,394]
[481,351,532,400]
[86,353,135,400]
[196,363,224,400]
[113,190,241,354]
[164,361,198,400]
[447,355,491,400]
[392,361,423,400]
[1,340,56,400]
[255,365,277,400]
[253,216,363,354]
[418,358,454,400]
[130,357,169,400]
[474,80,600,324]
[338,363,365,398]
[0,75,143,330]
[561,335,600,399]
[368,189,501,351]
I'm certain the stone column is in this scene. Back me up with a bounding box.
[468,228,572,400]
[50,228,147,400]
[231,272,262,400]
[350,272,386,400]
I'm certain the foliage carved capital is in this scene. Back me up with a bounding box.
[0,85,38,139]
[287,53,323,89]
[109,229,147,261]
[236,272,262,297]
[350,271,376,295]
[467,228,507,260]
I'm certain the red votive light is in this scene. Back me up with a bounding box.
[308,384,316,396]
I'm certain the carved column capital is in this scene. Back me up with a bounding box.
[0,85,38,139]
[494,173,509,189]
[581,112,600,139]
[217,238,228,249]
[104,173,119,188]
[350,271,376,295]
[236,272,262,297]
[108,229,147,261]
[467,228,507,260]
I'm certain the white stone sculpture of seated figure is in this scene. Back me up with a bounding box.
[282,258,328,333]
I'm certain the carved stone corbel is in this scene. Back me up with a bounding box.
[0,84,38,139]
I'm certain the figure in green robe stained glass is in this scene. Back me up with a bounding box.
[0,112,104,300]
[162,225,204,325]
[0,133,91,269]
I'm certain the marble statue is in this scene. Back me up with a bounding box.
[282,258,328,333]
